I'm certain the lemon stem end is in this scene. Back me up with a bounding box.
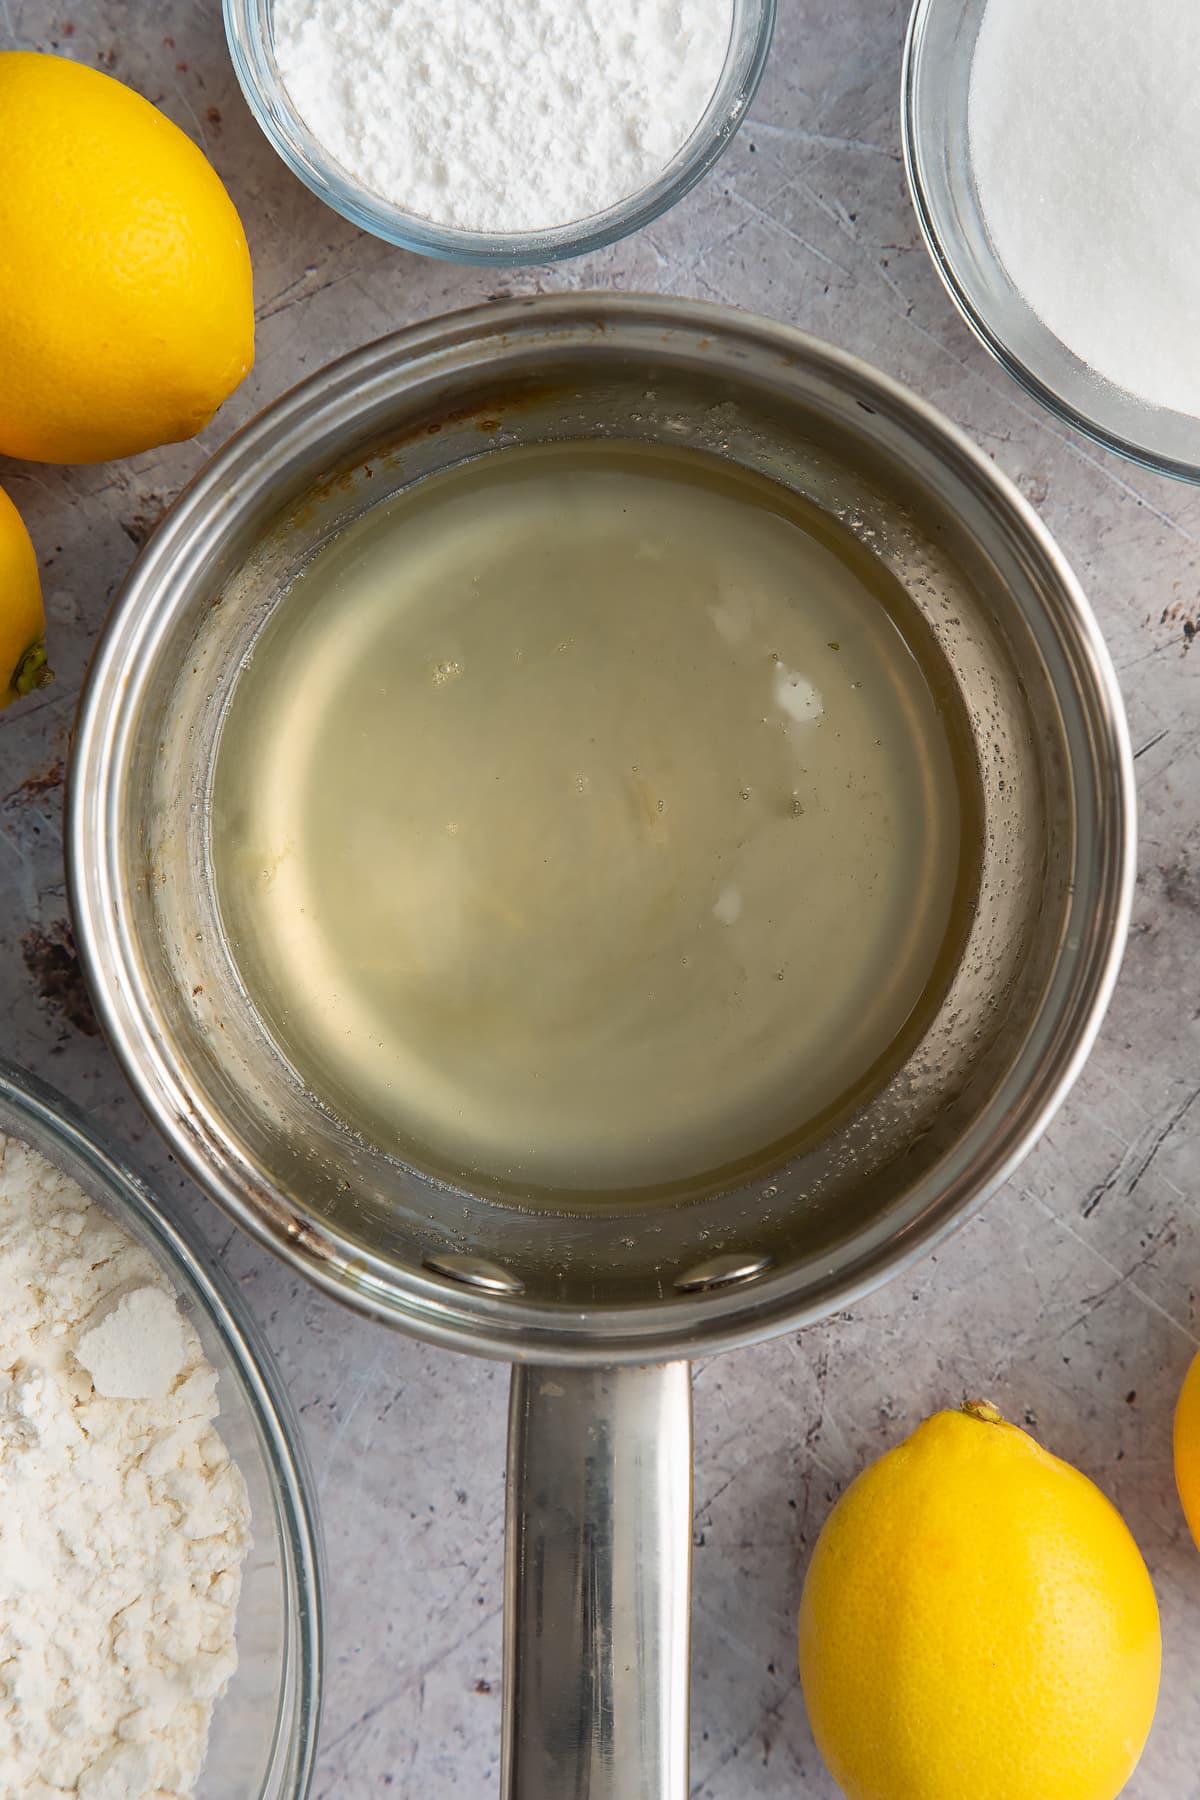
[961,1398,1006,1425]
[12,642,52,698]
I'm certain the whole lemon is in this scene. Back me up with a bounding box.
[0,484,50,706]
[0,52,253,464]
[798,1401,1160,1800]
[1173,1348,1200,1547]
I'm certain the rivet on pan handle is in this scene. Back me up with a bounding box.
[423,1250,526,1294]
[674,1250,773,1293]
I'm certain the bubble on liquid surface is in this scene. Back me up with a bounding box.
[713,883,743,926]
[773,664,824,725]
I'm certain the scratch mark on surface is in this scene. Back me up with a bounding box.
[0,686,71,730]
[1030,1192,1200,1348]
[1081,1084,1197,1216]
[1133,727,1170,760]
[1056,1220,1179,1340]
[1082,1158,1124,1219]
[318,1341,390,1480]
[689,1668,802,1794]
[170,78,210,154]
[318,1603,502,1763]
[692,1595,766,1668]
[655,178,791,276]
[1145,735,1198,787]
[735,196,853,276]
[256,259,372,323]
[1118,638,1192,676]
[694,1465,743,1523]
[256,264,322,319]
[1127,1084,1200,1196]
[1059,446,1196,543]
[791,174,917,315]
[743,118,897,158]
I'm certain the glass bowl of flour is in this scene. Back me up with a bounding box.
[903,0,1200,481]
[224,0,775,263]
[0,1059,322,1799]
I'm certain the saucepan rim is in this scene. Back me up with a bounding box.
[67,294,1135,1364]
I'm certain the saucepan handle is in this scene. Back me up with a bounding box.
[502,1361,694,1800]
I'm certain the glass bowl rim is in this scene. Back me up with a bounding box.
[222,0,776,265]
[901,0,1200,485]
[0,1054,324,1800]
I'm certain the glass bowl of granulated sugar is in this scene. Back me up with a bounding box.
[904,0,1200,481]
[224,0,775,263]
[0,1059,322,1800]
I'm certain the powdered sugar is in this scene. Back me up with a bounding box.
[969,0,1200,416]
[0,1132,250,1800]
[272,0,735,233]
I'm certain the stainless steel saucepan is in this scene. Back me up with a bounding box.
[69,296,1134,1799]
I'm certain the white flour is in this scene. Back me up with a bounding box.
[969,0,1200,416]
[0,1133,251,1800]
[272,0,735,232]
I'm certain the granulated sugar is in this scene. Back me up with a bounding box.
[969,0,1200,416]
[272,0,735,233]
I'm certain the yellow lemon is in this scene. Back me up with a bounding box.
[0,485,49,707]
[1173,1349,1200,1547]
[0,51,253,464]
[798,1401,1160,1800]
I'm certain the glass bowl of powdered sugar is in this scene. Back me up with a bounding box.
[224,0,775,262]
[0,1059,322,1799]
[904,0,1200,481]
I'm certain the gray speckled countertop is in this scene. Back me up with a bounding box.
[2,2,1198,1795]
